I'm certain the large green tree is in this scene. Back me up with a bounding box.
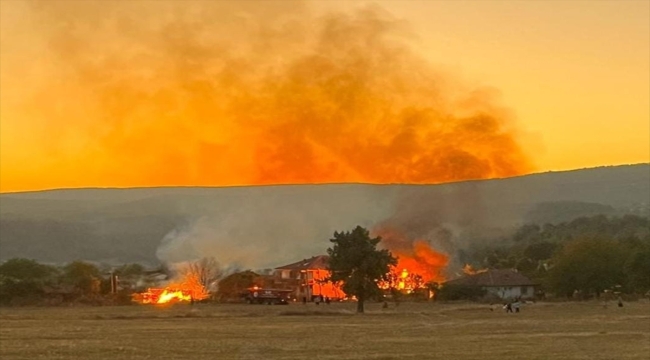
[61,261,102,296]
[624,241,650,293]
[327,226,396,313]
[546,237,627,298]
[0,258,58,305]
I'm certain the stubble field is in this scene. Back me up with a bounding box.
[1,301,649,360]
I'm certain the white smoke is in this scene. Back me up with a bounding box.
[155,185,399,269]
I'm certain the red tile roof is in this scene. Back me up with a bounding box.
[445,269,537,287]
[275,255,330,270]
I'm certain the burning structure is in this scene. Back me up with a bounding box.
[273,255,344,301]
[375,228,449,289]
[273,250,449,301]
[133,248,450,305]
[378,268,425,294]
[132,268,211,304]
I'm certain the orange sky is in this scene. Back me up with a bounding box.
[1,0,648,193]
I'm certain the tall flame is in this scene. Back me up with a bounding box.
[376,227,449,291]
[135,272,210,305]
[392,240,449,284]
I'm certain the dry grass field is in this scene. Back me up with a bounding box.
[1,301,649,360]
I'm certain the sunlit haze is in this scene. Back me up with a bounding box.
[1,0,648,192]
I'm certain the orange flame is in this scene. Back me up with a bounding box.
[376,228,449,292]
[392,240,449,284]
[136,288,193,304]
[462,264,487,275]
[135,272,210,305]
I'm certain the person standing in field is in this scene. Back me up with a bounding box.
[504,302,513,313]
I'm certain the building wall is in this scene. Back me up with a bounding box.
[485,285,535,300]
[308,269,344,300]
[273,268,345,300]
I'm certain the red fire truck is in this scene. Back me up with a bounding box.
[241,287,292,305]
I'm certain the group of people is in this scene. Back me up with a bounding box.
[503,301,520,313]
[503,297,523,313]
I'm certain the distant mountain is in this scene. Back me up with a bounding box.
[0,164,648,268]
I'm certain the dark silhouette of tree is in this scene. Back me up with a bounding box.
[179,257,222,292]
[523,241,558,261]
[327,226,396,313]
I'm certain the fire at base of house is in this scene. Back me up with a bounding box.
[132,288,196,304]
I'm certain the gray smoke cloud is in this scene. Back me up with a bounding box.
[152,183,513,273]
[155,186,399,269]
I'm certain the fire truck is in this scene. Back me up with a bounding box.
[241,287,292,305]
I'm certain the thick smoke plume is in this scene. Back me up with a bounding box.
[373,183,490,280]
[1,1,534,272]
[1,0,532,190]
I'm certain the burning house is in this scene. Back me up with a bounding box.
[378,268,426,294]
[272,255,344,301]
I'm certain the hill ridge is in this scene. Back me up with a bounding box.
[1,164,648,267]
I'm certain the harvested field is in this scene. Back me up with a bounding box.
[1,301,649,359]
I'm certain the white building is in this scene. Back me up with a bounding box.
[444,269,538,300]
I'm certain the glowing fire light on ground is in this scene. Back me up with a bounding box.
[136,288,192,304]
[134,273,209,304]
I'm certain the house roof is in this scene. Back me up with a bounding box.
[444,269,537,287]
[275,255,329,270]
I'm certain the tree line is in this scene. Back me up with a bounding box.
[1,214,648,307]
[0,260,144,306]
[459,214,650,299]
[0,257,225,306]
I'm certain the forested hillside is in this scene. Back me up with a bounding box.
[1,164,648,267]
